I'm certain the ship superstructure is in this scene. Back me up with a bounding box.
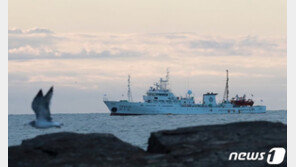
[103,70,266,115]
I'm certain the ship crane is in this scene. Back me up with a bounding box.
[223,70,229,102]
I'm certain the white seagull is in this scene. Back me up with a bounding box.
[29,86,63,128]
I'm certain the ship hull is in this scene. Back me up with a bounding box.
[104,101,266,115]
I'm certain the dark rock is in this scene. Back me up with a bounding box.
[9,132,147,167]
[9,121,287,167]
[148,121,287,167]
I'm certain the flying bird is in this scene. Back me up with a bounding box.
[29,86,63,128]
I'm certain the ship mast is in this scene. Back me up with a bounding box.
[223,70,229,102]
[159,68,170,90]
[165,68,169,90]
[127,75,133,102]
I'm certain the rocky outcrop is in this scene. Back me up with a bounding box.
[9,121,287,167]
[9,133,147,167]
[147,121,287,167]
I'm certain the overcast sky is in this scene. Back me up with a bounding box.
[8,0,286,114]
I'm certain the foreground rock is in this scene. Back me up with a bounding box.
[148,121,287,166]
[9,121,286,167]
[9,133,147,167]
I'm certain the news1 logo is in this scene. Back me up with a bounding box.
[228,147,286,165]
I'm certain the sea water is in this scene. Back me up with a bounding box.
[8,110,286,149]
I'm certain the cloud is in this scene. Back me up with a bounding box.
[8,27,54,34]
[188,36,281,57]
[8,34,60,50]
[8,45,58,60]
[26,28,54,34]
[239,36,277,48]
[9,45,40,56]
[8,28,285,61]
[8,28,286,110]
[190,40,234,49]
[8,46,143,60]
[8,28,23,34]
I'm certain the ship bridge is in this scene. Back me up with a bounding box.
[143,89,177,103]
[143,69,178,103]
[143,70,195,105]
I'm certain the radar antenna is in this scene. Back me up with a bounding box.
[159,68,170,90]
[165,68,170,90]
[223,70,229,102]
[127,75,133,102]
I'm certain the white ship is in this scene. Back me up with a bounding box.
[104,70,266,115]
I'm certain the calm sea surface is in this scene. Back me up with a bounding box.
[9,110,286,149]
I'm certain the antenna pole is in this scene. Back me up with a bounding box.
[166,68,169,90]
[127,75,133,102]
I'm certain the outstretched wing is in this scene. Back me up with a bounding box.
[43,86,54,121]
[31,89,43,120]
[31,87,54,121]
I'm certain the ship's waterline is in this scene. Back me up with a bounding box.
[104,101,266,115]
